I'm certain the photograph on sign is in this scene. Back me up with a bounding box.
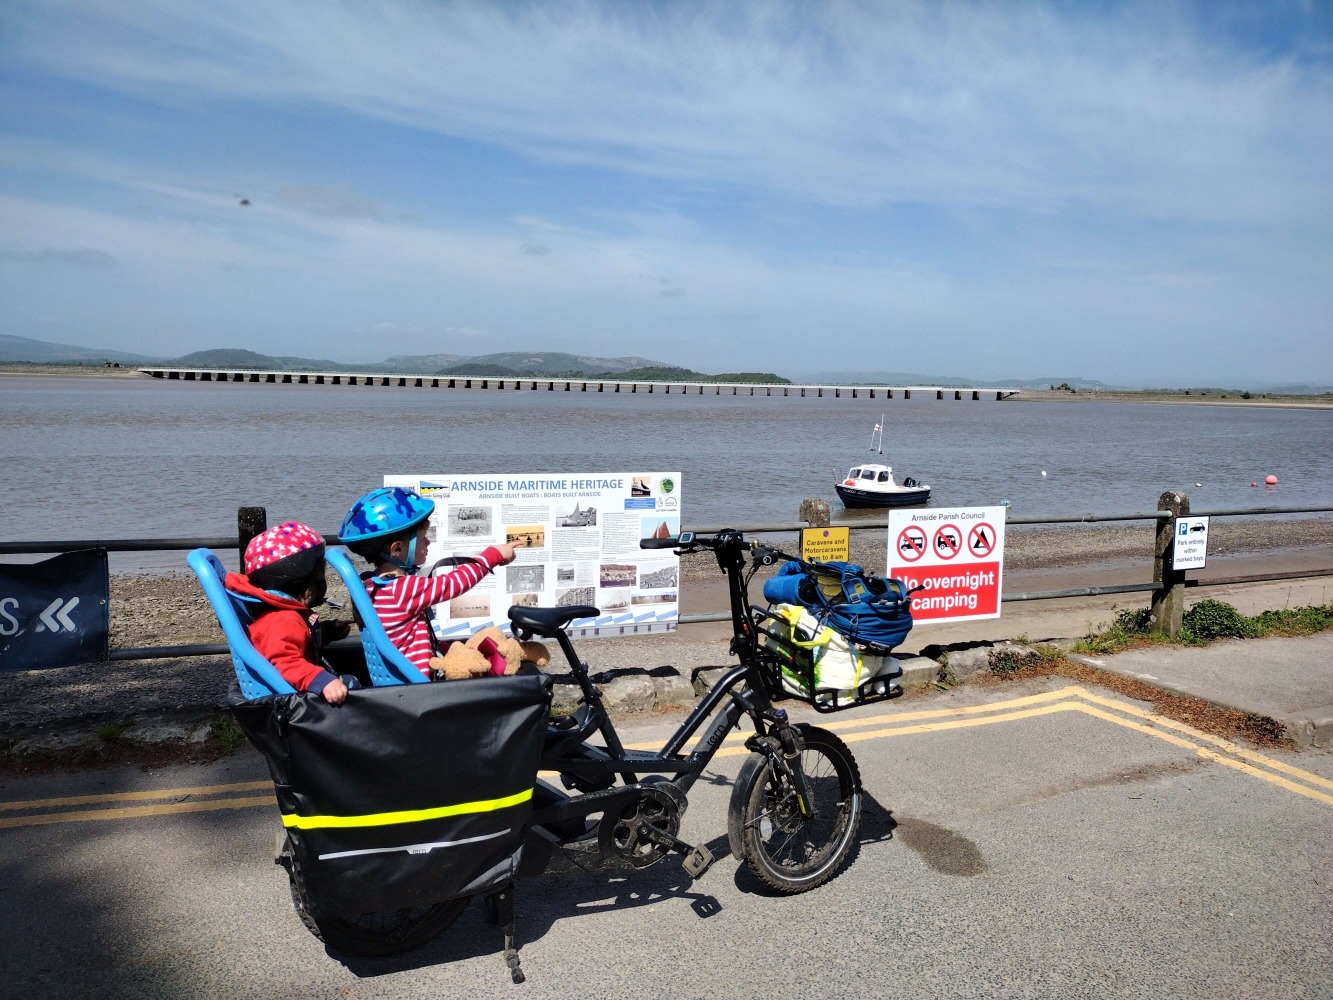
[1172,516,1210,571]
[887,506,1007,623]
[384,473,682,638]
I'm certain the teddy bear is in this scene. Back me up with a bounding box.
[430,626,552,681]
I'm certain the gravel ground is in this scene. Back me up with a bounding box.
[2,517,1329,739]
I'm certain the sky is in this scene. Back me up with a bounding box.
[1,1,1330,385]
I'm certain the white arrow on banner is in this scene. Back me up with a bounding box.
[37,596,80,633]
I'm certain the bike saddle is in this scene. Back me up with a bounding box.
[508,605,599,638]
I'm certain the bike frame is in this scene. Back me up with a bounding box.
[527,530,804,837]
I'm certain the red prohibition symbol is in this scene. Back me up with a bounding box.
[968,522,996,558]
[897,525,927,562]
[933,524,962,560]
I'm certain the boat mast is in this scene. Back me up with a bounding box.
[869,414,885,455]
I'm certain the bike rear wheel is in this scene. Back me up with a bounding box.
[733,724,862,893]
[282,834,469,957]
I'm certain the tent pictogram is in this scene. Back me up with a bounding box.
[968,522,996,558]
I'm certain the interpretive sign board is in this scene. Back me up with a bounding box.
[0,550,109,670]
[1172,516,1210,570]
[384,473,681,638]
[887,506,1006,622]
[801,526,850,564]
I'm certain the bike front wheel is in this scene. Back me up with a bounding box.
[731,724,862,893]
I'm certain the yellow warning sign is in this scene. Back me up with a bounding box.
[801,526,850,563]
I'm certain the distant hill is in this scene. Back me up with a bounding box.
[424,351,666,376]
[171,348,360,371]
[437,361,792,384]
[0,334,155,363]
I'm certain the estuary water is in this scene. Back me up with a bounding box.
[2,376,1331,549]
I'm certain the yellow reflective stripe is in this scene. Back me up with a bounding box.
[281,787,533,830]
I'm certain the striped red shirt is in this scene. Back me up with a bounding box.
[365,547,504,675]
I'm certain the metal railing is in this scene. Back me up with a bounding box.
[2,500,1330,662]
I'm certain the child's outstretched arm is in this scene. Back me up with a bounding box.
[382,545,514,617]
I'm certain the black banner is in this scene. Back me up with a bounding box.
[0,550,109,670]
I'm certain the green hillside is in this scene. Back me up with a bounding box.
[436,361,791,384]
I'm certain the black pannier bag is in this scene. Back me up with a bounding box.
[232,674,552,918]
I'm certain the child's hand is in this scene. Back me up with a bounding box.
[322,678,349,705]
[495,542,517,565]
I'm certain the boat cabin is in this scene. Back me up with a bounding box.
[846,464,895,485]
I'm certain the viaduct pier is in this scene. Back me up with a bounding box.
[139,368,1022,400]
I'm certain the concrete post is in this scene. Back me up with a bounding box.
[1149,490,1189,638]
[799,498,831,528]
[238,506,267,554]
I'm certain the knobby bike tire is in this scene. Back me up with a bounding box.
[733,724,863,893]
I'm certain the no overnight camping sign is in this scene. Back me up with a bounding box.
[888,506,1007,623]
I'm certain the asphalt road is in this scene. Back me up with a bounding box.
[2,678,1331,1000]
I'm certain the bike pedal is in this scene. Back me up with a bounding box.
[682,845,714,879]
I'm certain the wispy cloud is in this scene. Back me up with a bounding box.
[10,1,1329,226]
[273,182,387,221]
[0,2,1328,381]
[0,246,115,266]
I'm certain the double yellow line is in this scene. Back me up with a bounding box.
[3,686,1330,830]
[692,685,1333,807]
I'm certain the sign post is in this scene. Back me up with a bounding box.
[887,507,1007,623]
[0,550,110,670]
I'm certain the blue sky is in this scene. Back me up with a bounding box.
[1,0,1329,384]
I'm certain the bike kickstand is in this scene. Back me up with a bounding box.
[490,887,525,985]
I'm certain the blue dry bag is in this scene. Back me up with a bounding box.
[762,560,913,651]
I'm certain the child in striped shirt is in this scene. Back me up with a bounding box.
[338,487,515,677]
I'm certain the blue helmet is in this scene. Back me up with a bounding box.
[339,487,435,568]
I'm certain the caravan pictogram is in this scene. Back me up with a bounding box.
[933,524,962,560]
[897,525,927,562]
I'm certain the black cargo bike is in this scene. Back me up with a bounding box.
[190,528,914,982]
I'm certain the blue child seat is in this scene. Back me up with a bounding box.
[187,548,297,700]
[325,548,429,686]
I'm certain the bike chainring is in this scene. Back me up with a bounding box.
[598,780,686,868]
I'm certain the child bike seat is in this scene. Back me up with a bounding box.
[325,548,429,686]
[187,548,297,700]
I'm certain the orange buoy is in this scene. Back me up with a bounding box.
[1251,481,1258,487]
[1265,474,1278,485]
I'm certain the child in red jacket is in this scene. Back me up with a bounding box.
[224,522,356,703]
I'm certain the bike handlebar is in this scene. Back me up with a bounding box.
[638,537,681,550]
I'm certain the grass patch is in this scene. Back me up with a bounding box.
[1180,599,1258,643]
[95,721,127,743]
[1074,600,1333,654]
[989,643,1067,675]
[1250,604,1333,637]
[210,713,248,753]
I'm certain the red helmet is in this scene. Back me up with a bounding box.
[244,522,326,591]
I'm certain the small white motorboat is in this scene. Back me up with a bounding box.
[833,417,931,508]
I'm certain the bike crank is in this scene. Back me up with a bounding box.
[596,779,712,877]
